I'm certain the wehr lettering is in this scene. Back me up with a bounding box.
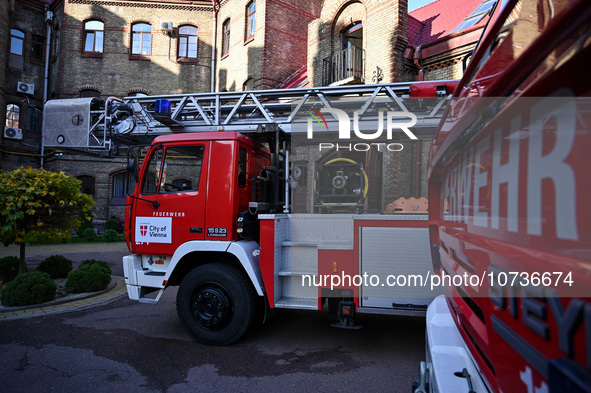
[443,96,579,241]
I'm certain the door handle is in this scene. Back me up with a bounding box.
[190,227,202,233]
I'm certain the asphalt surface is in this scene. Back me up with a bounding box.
[0,243,426,392]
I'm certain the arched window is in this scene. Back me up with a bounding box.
[10,29,25,56]
[178,25,198,59]
[5,104,20,128]
[245,1,256,40]
[242,77,254,91]
[80,89,100,98]
[221,18,231,56]
[78,175,96,196]
[111,171,135,205]
[84,20,104,53]
[131,23,151,55]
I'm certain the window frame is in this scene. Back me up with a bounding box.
[10,29,25,56]
[78,175,96,197]
[221,18,231,57]
[177,25,199,60]
[80,89,100,98]
[27,106,42,133]
[140,145,205,195]
[83,20,104,55]
[31,34,45,62]
[111,171,136,205]
[6,104,21,128]
[131,22,152,57]
[245,1,256,42]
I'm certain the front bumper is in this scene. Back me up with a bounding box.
[415,295,489,393]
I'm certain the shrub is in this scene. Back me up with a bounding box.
[105,218,119,232]
[1,271,56,307]
[102,229,119,242]
[66,263,111,293]
[79,259,112,275]
[76,218,94,237]
[82,227,96,242]
[37,255,73,279]
[0,256,20,283]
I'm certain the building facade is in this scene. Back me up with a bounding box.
[1,0,47,170]
[1,0,493,221]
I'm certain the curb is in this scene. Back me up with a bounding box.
[0,276,128,320]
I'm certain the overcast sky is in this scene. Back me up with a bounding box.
[409,0,436,11]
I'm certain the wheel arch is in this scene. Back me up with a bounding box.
[166,240,265,297]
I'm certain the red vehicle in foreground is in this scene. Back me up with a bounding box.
[419,0,591,392]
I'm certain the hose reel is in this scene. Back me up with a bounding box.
[314,158,368,212]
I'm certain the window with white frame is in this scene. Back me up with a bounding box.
[132,23,151,56]
[84,20,104,53]
[245,1,256,40]
[178,25,198,59]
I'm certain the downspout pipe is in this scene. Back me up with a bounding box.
[413,44,423,81]
[210,0,218,92]
[41,6,53,168]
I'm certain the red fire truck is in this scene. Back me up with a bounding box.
[43,79,456,346]
[416,0,591,392]
[97,80,459,346]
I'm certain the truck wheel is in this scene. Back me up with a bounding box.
[176,263,256,346]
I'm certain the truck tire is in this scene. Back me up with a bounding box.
[176,263,257,346]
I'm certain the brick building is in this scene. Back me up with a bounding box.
[1,0,47,170]
[1,0,494,221]
[216,0,321,91]
[307,0,411,87]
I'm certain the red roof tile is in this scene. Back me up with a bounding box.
[407,15,425,48]
[408,0,484,46]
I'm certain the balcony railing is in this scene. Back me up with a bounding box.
[322,46,365,86]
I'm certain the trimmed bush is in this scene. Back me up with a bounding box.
[79,259,112,275]
[66,261,111,293]
[0,256,20,283]
[1,271,56,307]
[102,229,119,242]
[37,255,73,279]
[82,227,96,242]
[105,218,119,232]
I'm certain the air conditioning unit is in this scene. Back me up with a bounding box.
[160,21,173,32]
[4,126,23,140]
[17,82,35,95]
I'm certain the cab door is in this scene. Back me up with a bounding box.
[131,143,208,256]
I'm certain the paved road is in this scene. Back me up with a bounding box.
[0,244,426,392]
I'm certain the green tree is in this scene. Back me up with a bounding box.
[0,167,95,274]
